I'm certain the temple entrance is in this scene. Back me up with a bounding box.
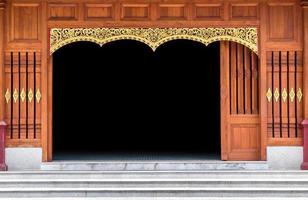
[52,40,221,160]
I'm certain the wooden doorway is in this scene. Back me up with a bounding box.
[47,39,260,161]
[51,39,221,160]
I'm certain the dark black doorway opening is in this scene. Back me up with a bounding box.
[52,40,220,160]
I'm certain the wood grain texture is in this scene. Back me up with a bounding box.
[158,4,187,20]
[0,0,305,161]
[10,3,40,41]
[121,4,149,20]
[48,3,78,20]
[267,3,295,41]
[223,42,261,160]
[85,4,114,20]
[194,3,223,20]
[230,3,259,20]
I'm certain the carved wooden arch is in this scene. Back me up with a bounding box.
[50,28,258,55]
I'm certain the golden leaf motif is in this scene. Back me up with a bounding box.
[289,88,295,102]
[50,28,258,55]
[297,88,303,103]
[281,88,287,102]
[28,89,34,103]
[266,88,272,102]
[20,88,26,102]
[13,89,18,103]
[5,89,10,104]
[274,88,279,102]
[36,89,41,103]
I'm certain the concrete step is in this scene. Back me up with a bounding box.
[1,187,308,198]
[40,161,269,171]
[0,171,308,198]
[0,179,308,188]
[3,198,308,200]
[1,171,308,180]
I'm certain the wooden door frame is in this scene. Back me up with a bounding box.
[43,33,264,162]
[220,41,229,160]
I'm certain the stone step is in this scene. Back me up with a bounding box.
[1,187,308,198]
[3,198,308,200]
[0,179,308,188]
[1,171,308,180]
[40,161,269,171]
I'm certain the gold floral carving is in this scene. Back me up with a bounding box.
[50,28,258,54]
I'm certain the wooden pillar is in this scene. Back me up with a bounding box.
[0,0,5,121]
[0,0,6,171]
[301,0,308,170]
[0,121,7,170]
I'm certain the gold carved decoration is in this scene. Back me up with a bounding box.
[297,88,303,103]
[266,88,272,102]
[50,28,258,54]
[289,88,295,103]
[20,88,26,102]
[28,89,34,103]
[266,87,303,103]
[281,88,288,102]
[5,89,10,104]
[36,89,41,103]
[274,88,279,102]
[13,89,18,103]
[4,88,40,104]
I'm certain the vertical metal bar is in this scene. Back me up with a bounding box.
[256,54,259,113]
[272,51,275,138]
[279,51,282,138]
[26,52,29,139]
[295,51,298,137]
[33,52,36,139]
[242,45,246,114]
[18,52,21,139]
[287,51,290,138]
[236,44,239,114]
[250,50,253,114]
[229,42,232,114]
[10,52,13,139]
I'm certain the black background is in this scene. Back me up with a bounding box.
[53,40,220,157]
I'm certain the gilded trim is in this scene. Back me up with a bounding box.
[50,28,258,54]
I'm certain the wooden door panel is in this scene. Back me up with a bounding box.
[221,41,261,161]
[228,116,260,160]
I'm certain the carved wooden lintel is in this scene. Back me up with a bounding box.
[50,28,258,55]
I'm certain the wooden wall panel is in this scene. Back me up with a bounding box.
[268,3,295,41]
[85,4,114,20]
[193,4,223,20]
[1,0,304,154]
[121,4,149,20]
[4,51,42,147]
[158,4,187,20]
[48,4,78,20]
[10,3,40,41]
[266,50,303,145]
[230,3,259,20]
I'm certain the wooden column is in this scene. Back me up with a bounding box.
[0,0,5,121]
[301,0,308,170]
[0,121,7,170]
